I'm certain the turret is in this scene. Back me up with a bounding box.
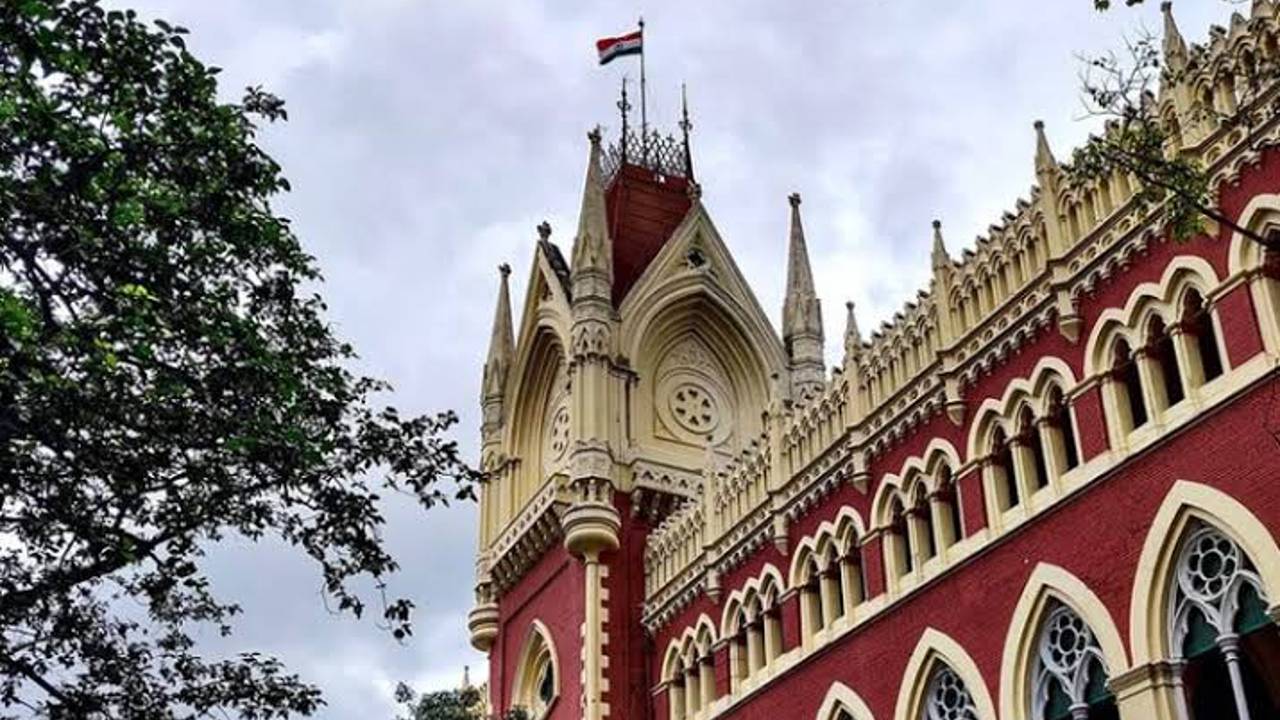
[842,300,863,370]
[782,192,826,400]
[481,263,514,443]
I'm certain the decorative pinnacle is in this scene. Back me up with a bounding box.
[789,192,802,208]
[931,219,951,269]
[587,126,603,146]
[537,221,551,241]
[499,262,511,277]
[1034,120,1058,176]
[1162,2,1188,67]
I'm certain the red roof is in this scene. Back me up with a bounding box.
[607,163,694,305]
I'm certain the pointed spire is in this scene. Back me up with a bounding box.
[782,192,825,399]
[482,263,514,401]
[570,128,613,296]
[1162,2,1189,70]
[680,83,694,180]
[930,219,951,271]
[843,301,863,365]
[1034,120,1058,176]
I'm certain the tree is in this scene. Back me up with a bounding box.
[394,684,529,720]
[0,1,479,718]
[1074,0,1280,253]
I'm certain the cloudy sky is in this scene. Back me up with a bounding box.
[102,0,1229,717]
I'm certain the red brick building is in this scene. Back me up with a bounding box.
[468,5,1280,719]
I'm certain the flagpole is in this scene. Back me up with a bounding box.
[638,16,648,162]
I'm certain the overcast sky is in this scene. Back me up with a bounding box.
[101,1,1230,717]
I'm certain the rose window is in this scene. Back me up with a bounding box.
[547,404,570,462]
[669,383,719,435]
[1178,528,1241,604]
[1039,607,1091,677]
[925,667,978,720]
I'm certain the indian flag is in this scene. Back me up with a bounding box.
[596,30,642,65]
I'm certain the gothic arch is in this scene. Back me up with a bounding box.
[626,288,777,462]
[815,681,876,720]
[1228,193,1280,354]
[511,620,561,716]
[964,357,1077,461]
[1129,480,1280,665]
[1083,255,1221,378]
[894,628,997,720]
[502,329,567,521]
[998,563,1130,719]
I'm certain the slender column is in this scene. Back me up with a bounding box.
[818,574,837,628]
[1170,324,1205,390]
[928,493,953,553]
[1170,659,1191,720]
[699,659,715,710]
[684,669,699,719]
[746,623,764,675]
[1036,417,1067,487]
[1219,634,1254,720]
[583,551,605,720]
[669,683,685,720]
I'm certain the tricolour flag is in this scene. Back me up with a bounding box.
[596,30,642,65]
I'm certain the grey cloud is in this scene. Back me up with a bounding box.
[98,1,1229,717]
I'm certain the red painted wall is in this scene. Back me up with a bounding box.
[493,544,584,719]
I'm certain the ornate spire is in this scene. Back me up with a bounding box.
[842,301,863,367]
[482,263,514,403]
[930,219,951,271]
[782,192,825,399]
[1162,2,1188,70]
[571,129,613,298]
[1034,120,1058,177]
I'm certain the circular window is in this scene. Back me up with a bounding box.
[545,403,570,467]
[668,383,720,435]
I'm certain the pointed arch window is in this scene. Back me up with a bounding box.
[1147,315,1185,409]
[1019,407,1049,491]
[889,497,914,579]
[1045,387,1080,474]
[512,624,559,719]
[1170,525,1280,719]
[935,464,964,548]
[837,523,866,612]
[911,482,938,563]
[1181,289,1224,385]
[801,555,826,636]
[923,665,979,720]
[1112,339,1147,431]
[822,543,846,624]
[991,426,1020,511]
[1032,603,1119,720]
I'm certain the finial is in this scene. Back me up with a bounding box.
[499,262,511,277]
[1034,120,1058,175]
[680,82,694,179]
[931,219,950,269]
[789,192,802,208]
[588,126,603,146]
[537,221,551,242]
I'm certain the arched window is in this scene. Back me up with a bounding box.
[1019,407,1049,491]
[694,627,716,710]
[837,522,866,611]
[1171,525,1280,719]
[669,656,687,720]
[912,482,938,563]
[801,555,826,635]
[822,542,846,624]
[936,464,963,548]
[923,665,979,720]
[1147,316,1185,409]
[1045,387,1080,474]
[760,585,784,666]
[728,606,749,690]
[889,497,913,579]
[1181,289,1224,385]
[1112,339,1147,430]
[512,624,559,718]
[991,426,1020,511]
[1032,604,1119,720]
